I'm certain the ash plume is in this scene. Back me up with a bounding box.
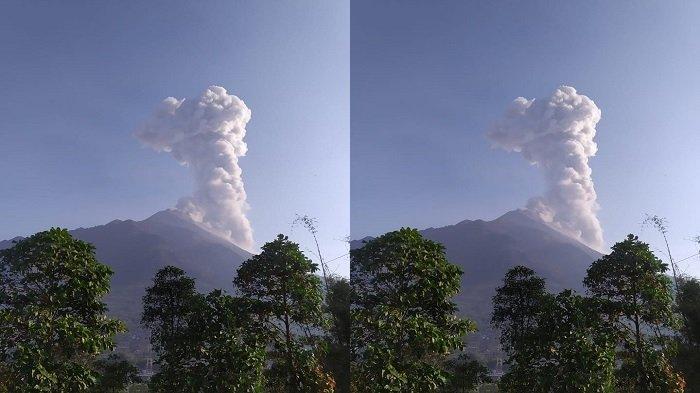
[135,86,254,250]
[487,86,603,250]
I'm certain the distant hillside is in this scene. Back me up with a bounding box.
[351,209,602,362]
[1,209,250,364]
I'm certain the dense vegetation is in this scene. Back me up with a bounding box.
[0,229,125,392]
[492,235,693,392]
[350,228,477,392]
[1,226,699,392]
[141,234,343,392]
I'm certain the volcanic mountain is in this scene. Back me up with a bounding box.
[0,209,250,361]
[352,209,603,360]
[2,208,602,363]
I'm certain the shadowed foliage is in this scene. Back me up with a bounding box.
[351,228,475,392]
[585,235,683,392]
[235,234,333,392]
[0,229,125,392]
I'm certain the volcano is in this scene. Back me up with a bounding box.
[352,209,602,361]
[0,209,250,363]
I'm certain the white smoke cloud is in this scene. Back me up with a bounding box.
[487,86,603,250]
[135,86,254,250]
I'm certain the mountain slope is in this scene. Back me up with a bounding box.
[352,209,602,359]
[1,209,250,360]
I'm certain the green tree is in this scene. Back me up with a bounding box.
[441,353,491,393]
[142,267,266,392]
[0,228,125,392]
[584,234,684,392]
[351,228,475,392]
[674,276,700,391]
[492,266,616,392]
[186,290,266,392]
[91,353,141,393]
[141,266,200,391]
[535,290,616,392]
[323,277,351,393]
[491,266,548,355]
[491,266,550,392]
[234,234,332,393]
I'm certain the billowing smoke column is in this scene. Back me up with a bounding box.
[135,86,254,250]
[487,86,603,250]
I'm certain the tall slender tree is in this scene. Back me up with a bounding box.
[294,214,331,292]
[584,234,684,392]
[234,234,332,392]
[674,276,700,391]
[323,277,351,393]
[491,266,548,354]
[141,266,202,391]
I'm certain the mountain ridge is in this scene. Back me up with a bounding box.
[3,208,604,363]
[1,209,251,362]
[352,209,603,360]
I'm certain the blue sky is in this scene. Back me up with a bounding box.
[0,1,349,275]
[351,1,700,277]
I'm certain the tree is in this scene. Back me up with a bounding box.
[323,277,351,393]
[141,266,200,391]
[492,265,550,392]
[0,228,125,392]
[91,353,141,393]
[534,291,616,392]
[584,234,684,392]
[142,267,266,392]
[674,276,700,391]
[234,234,332,393]
[676,276,700,349]
[643,215,680,293]
[441,353,491,393]
[294,214,331,292]
[491,266,548,355]
[186,290,267,392]
[351,228,475,392]
[492,267,616,392]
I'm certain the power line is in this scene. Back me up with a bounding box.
[676,252,700,264]
[325,252,349,263]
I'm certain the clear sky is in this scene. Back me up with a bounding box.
[0,1,349,275]
[351,1,700,277]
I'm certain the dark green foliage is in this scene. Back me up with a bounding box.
[141,266,200,390]
[183,290,266,392]
[492,266,616,392]
[141,266,198,357]
[324,277,351,393]
[351,228,475,392]
[0,228,125,392]
[677,276,700,347]
[491,266,548,355]
[441,353,491,393]
[234,234,333,392]
[584,234,683,392]
[142,267,265,392]
[91,353,141,392]
[674,276,700,391]
[529,290,615,392]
